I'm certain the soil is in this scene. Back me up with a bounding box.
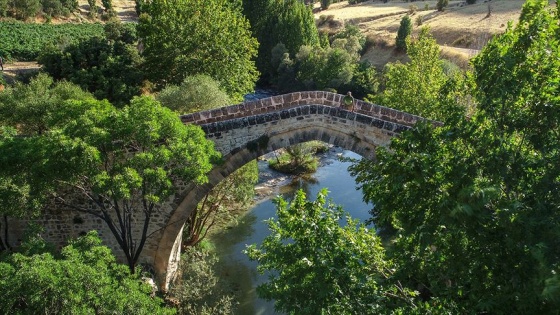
[2,0,553,77]
[316,0,555,69]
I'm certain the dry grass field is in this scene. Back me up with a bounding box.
[2,0,554,76]
[316,0,555,68]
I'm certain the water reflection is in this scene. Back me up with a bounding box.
[210,150,371,315]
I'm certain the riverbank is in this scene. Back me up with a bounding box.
[253,145,351,203]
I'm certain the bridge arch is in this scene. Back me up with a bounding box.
[152,91,428,289]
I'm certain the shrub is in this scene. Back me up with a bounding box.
[156,74,232,114]
[408,4,417,15]
[415,15,423,26]
[169,247,236,315]
[321,0,331,10]
[395,15,412,52]
[466,0,476,4]
[437,0,449,11]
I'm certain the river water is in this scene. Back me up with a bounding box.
[210,149,372,315]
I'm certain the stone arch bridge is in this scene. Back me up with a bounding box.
[8,91,429,290]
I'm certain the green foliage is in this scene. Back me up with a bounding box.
[0,0,78,19]
[156,74,232,114]
[170,246,236,314]
[395,15,412,52]
[246,189,421,314]
[6,0,40,20]
[272,22,374,94]
[87,0,97,17]
[332,24,366,54]
[320,0,330,10]
[0,231,174,314]
[0,73,94,134]
[436,0,448,11]
[0,21,105,61]
[268,142,327,175]
[465,0,476,4]
[0,93,220,272]
[351,1,560,312]
[39,21,143,105]
[183,160,258,247]
[378,28,466,121]
[102,0,112,11]
[138,0,259,102]
[243,0,319,81]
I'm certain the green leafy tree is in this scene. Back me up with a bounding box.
[87,0,97,17]
[102,0,112,11]
[183,160,258,247]
[0,231,174,314]
[436,0,448,11]
[39,21,143,106]
[273,23,373,94]
[0,0,7,16]
[378,27,463,121]
[7,0,41,20]
[156,74,232,114]
[0,96,220,272]
[351,1,560,312]
[169,246,236,314]
[395,15,412,52]
[246,189,429,314]
[138,0,259,101]
[243,0,319,81]
[0,73,93,135]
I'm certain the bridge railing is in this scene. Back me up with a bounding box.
[180,91,430,128]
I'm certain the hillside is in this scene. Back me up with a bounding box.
[316,0,555,68]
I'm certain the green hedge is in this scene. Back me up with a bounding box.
[0,22,105,61]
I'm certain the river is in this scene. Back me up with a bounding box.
[209,149,372,315]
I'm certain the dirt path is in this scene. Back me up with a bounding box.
[2,61,41,83]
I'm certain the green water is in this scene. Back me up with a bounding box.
[211,150,372,315]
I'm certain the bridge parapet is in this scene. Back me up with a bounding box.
[180,91,426,127]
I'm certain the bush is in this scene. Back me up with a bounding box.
[437,0,449,11]
[466,0,476,4]
[156,75,232,114]
[169,247,236,315]
[415,15,423,26]
[395,15,412,52]
[321,0,331,10]
[0,231,174,314]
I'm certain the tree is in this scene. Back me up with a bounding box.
[39,20,143,106]
[0,73,93,135]
[395,15,412,52]
[0,96,220,273]
[102,0,112,11]
[243,0,319,81]
[246,189,397,314]
[169,247,236,314]
[436,0,448,11]
[87,0,96,17]
[351,1,560,312]
[138,0,259,102]
[7,0,40,20]
[183,160,258,247]
[0,231,174,314]
[244,189,449,314]
[378,27,466,121]
[156,74,232,114]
